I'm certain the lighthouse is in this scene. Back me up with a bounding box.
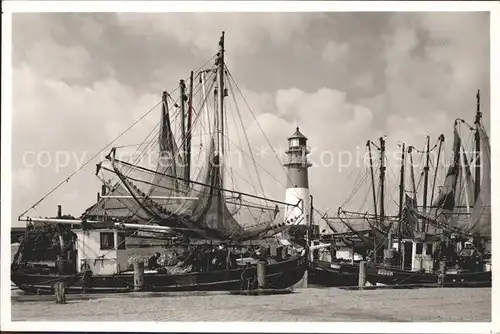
[283,127,314,289]
[283,127,313,229]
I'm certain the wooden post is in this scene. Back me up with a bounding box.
[134,261,145,291]
[358,260,367,288]
[257,260,267,289]
[438,260,447,287]
[54,282,67,304]
[401,241,406,270]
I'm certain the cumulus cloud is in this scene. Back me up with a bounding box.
[115,13,320,57]
[13,62,162,219]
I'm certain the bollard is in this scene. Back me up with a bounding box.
[439,260,447,273]
[438,260,447,287]
[358,261,367,288]
[134,261,145,291]
[54,282,67,304]
[257,260,267,289]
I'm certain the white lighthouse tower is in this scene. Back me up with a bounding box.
[283,127,313,229]
[282,127,314,289]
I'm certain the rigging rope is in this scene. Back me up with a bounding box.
[322,145,369,218]
[21,52,219,219]
[225,67,297,194]
[19,100,163,219]
[225,76,268,202]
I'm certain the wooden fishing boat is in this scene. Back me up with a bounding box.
[11,226,307,295]
[316,260,491,288]
[12,32,307,294]
[312,90,491,288]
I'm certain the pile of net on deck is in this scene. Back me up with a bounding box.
[101,136,286,242]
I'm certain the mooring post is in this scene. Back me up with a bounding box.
[358,260,367,288]
[134,261,145,291]
[437,260,447,287]
[54,282,67,304]
[257,260,267,289]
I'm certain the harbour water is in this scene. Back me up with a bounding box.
[11,287,491,322]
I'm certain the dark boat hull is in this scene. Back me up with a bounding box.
[309,261,358,287]
[11,255,307,295]
[313,260,491,287]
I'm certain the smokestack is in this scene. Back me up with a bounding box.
[57,205,62,218]
[101,185,107,196]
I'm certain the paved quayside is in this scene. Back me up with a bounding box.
[11,287,490,322]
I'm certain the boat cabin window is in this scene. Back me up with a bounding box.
[416,243,423,255]
[117,233,126,250]
[426,243,433,255]
[100,232,115,250]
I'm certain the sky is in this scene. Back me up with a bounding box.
[11,12,490,229]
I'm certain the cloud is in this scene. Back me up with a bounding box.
[236,88,376,214]
[12,62,162,219]
[321,40,349,63]
[115,13,320,58]
[377,12,489,123]
[13,168,36,192]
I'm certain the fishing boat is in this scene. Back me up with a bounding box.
[11,32,308,294]
[11,221,307,294]
[312,90,491,288]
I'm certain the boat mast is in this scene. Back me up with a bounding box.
[430,134,445,206]
[217,31,226,189]
[186,71,194,184]
[408,146,418,207]
[474,89,482,202]
[377,137,386,262]
[217,32,226,228]
[367,140,378,222]
[397,142,406,255]
[367,140,378,260]
[179,79,187,186]
[422,136,431,233]
[379,137,386,227]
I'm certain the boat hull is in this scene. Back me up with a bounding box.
[309,261,358,287]
[313,260,491,287]
[11,255,307,295]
